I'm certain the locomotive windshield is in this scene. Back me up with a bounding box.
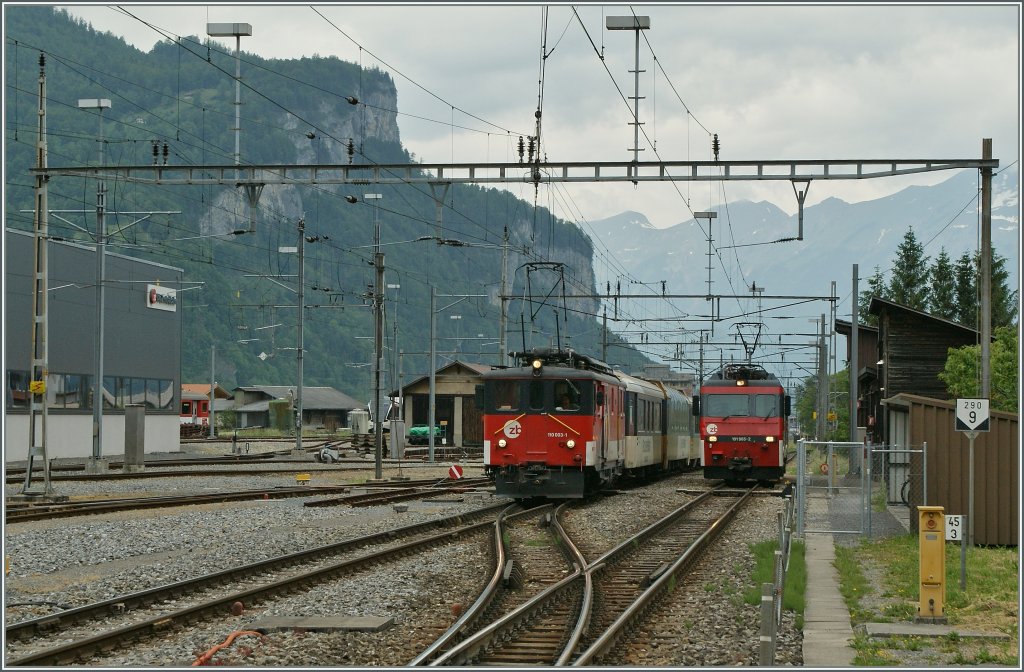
[486,378,590,414]
[704,393,781,418]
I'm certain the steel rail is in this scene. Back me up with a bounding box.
[571,486,757,665]
[6,503,520,666]
[408,503,555,666]
[424,503,586,667]
[4,486,352,523]
[424,485,745,666]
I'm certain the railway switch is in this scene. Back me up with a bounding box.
[916,505,947,624]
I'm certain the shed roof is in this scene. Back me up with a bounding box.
[391,360,493,396]
[867,296,979,337]
[232,385,363,410]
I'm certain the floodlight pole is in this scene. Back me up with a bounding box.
[207,22,253,229]
[78,97,112,474]
[607,15,650,172]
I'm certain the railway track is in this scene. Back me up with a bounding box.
[409,504,578,666]
[4,502,521,666]
[419,484,757,666]
[5,477,493,523]
[304,477,492,508]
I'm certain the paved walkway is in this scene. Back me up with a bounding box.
[801,483,914,667]
[802,529,856,666]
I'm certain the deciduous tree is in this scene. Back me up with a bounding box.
[938,326,1018,412]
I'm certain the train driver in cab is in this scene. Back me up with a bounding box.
[554,381,580,411]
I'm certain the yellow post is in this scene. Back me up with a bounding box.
[916,505,947,624]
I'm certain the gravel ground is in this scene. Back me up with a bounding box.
[4,467,802,667]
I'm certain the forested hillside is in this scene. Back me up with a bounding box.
[4,7,651,401]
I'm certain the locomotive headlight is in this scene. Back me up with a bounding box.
[498,439,507,448]
[566,439,576,449]
[531,359,543,376]
[708,435,718,442]
[736,380,747,386]
[765,436,775,443]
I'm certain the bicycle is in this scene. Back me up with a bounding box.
[900,475,911,507]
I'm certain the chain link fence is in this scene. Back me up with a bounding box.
[795,440,926,540]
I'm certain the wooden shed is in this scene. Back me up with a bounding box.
[869,297,981,400]
[884,393,1018,547]
[394,361,492,447]
[868,297,983,444]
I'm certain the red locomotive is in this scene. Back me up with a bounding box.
[696,363,790,484]
[180,391,211,427]
[479,348,699,499]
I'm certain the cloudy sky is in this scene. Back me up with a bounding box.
[58,2,1020,229]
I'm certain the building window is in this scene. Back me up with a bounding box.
[103,375,121,409]
[64,374,87,409]
[46,373,90,409]
[6,370,30,409]
[6,370,174,412]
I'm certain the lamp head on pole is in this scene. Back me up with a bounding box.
[206,23,252,37]
[77,99,111,111]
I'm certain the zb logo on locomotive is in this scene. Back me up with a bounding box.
[503,420,523,439]
[706,423,718,435]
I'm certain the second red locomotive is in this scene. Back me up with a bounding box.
[695,363,790,484]
[479,348,699,499]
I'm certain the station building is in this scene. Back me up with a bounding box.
[4,229,184,461]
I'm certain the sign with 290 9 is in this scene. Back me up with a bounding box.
[955,398,990,432]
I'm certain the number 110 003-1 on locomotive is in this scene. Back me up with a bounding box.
[479,349,699,499]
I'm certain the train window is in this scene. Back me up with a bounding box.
[553,380,580,411]
[704,393,750,417]
[754,394,779,417]
[492,380,519,411]
[528,380,545,410]
[182,401,193,415]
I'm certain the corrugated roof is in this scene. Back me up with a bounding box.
[231,385,363,410]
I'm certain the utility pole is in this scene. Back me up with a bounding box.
[980,138,992,396]
[429,285,436,464]
[366,194,384,480]
[209,345,216,439]
[499,225,509,366]
[23,53,54,497]
[850,265,859,443]
[294,216,306,457]
[816,314,828,440]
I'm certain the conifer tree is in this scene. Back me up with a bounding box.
[857,266,886,326]
[928,248,957,320]
[887,226,930,310]
[953,251,977,328]
[988,248,1019,328]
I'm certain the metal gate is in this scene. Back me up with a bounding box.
[795,440,871,537]
[796,440,926,538]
